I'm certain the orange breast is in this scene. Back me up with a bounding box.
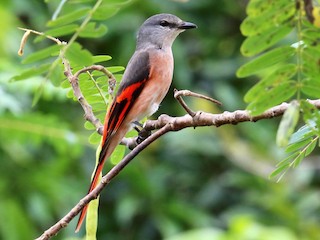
[126,48,174,122]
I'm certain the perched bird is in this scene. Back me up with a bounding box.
[76,13,197,232]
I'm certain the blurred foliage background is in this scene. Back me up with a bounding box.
[1,0,320,240]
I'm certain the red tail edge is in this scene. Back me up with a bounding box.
[75,161,104,232]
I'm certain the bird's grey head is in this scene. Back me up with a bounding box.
[136,13,197,50]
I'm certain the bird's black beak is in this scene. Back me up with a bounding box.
[178,21,197,30]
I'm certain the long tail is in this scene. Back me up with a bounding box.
[75,156,106,232]
[74,123,128,232]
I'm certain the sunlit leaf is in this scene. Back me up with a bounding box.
[92,6,119,20]
[84,121,95,130]
[305,138,318,156]
[92,55,112,63]
[86,197,99,239]
[270,163,290,179]
[89,131,102,145]
[247,81,296,115]
[276,101,300,147]
[110,145,126,165]
[106,66,125,73]
[301,78,320,98]
[47,8,90,27]
[45,24,78,37]
[241,24,292,56]
[288,124,316,145]
[246,0,289,17]
[241,1,295,36]
[47,61,65,86]
[103,0,132,6]
[65,42,93,66]
[22,45,61,64]
[79,22,108,38]
[237,46,296,77]
[285,138,311,153]
[10,64,51,81]
[244,64,297,102]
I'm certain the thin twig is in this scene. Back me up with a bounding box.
[173,89,222,116]
[18,27,64,45]
[62,59,105,134]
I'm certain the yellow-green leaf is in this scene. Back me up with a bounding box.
[241,1,295,36]
[276,101,300,147]
[45,24,78,37]
[301,78,320,98]
[65,42,93,66]
[241,25,292,57]
[106,66,125,73]
[22,45,61,64]
[92,55,112,63]
[47,61,65,86]
[247,81,297,115]
[244,64,297,102]
[92,6,119,20]
[10,63,51,81]
[237,46,296,78]
[110,145,126,165]
[79,22,108,38]
[47,8,90,27]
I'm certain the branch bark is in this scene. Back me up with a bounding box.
[35,98,320,240]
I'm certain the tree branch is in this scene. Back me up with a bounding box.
[62,60,116,135]
[35,98,320,240]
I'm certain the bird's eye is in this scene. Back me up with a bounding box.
[159,20,170,27]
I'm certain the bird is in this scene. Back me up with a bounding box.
[75,13,197,232]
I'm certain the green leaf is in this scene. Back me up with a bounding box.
[288,124,316,145]
[247,81,296,115]
[89,131,102,145]
[66,88,74,98]
[302,48,320,78]
[86,197,99,239]
[276,152,299,167]
[60,79,71,88]
[91,102,107,112]
[240,24,292,56]
[79,22,108,38]
[86,95,104,103]
[276,101,300,147]
[22,45,61,64]
[292,151,305,167]
[92,6,119,20]
[270,163,290,179]
[237,46,296,77]
[84,121,95,130]
[86,146,101,239]
[45,24,79,37]
[10,63,51,81]
[106,66,125,73]
[102,0,132,6]
[47,8,90,27]
[244,64,297,102]
[241,1,295,36]
[305,138,318,156]
[92,55,112,63]
[286,138,311,153]
[47,61,65,86]
[110,145,126,165]
[246,0,285,17]
[301,78,320,98]
[65,42,93,66]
